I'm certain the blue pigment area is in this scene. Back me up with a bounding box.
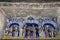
[6,17,58,38]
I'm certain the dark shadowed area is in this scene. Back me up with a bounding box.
[0,0,60,3]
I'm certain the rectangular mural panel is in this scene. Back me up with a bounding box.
[0,2,60,39]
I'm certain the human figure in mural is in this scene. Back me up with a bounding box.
[26,26,31,38]
[14,25,19,37]
[35,26,40,38]
[32,25,36,38]
[11,25,20,37]
[23,24,27,38]
[27,29,30,39]
[47,26,53,37]
[43,25,49,38]
[43,25,54,38]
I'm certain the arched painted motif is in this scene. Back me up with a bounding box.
[7,18,23,37]
[23,16,39,26]
[41,17,58,37]
[7,18,21,28]
[42,17,58,28]
[23,16,40,38]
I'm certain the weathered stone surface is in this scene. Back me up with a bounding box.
[0,2,60,36]
[0,9,6,39]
